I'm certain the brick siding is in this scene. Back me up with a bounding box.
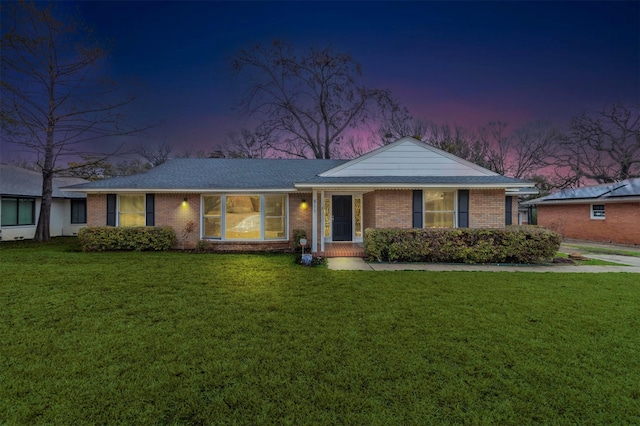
[367,190,413,228]
[469,189,506,228]
[538,202,640,245]
[87,188,513,250]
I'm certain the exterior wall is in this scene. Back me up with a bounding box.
[363,191,377,230]
[156,193,201,248]
[289,192,312,242]
[538,202,640,245]
[369,190,413,228]
[0,198,83,241]
[86,192,305,251]
[469,189,506,228]
[87,194,107,227]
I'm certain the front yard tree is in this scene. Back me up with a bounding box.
[559,103,640,183]
[231,40,397,159]
[1,1,141,241]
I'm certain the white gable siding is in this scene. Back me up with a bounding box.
[321,138,497,177]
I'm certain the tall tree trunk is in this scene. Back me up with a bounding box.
[34,169,53,242]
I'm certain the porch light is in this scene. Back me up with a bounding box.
[300,199,308,210]
[182,197,188,207]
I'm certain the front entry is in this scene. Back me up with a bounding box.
[332,195,352,241]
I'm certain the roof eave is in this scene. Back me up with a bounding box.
[63,187,299,193]
[294,182,533,189]
[532,196,640,205]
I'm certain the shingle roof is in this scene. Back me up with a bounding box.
[64,158,348,191]
[0,164,87,198]
[524,178,640,205]
[63,157,532,192]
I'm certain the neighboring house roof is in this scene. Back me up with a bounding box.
[63,137,534,193]
[0,164,87,199]
[524,178,640,205]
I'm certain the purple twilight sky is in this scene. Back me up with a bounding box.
[2,1,639,160]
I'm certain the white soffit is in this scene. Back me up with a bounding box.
[319,137,499,178]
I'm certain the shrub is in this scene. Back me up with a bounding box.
[78,226,176,252]
[364,226,561,264]
[292,229,307,251]
[194,239,215,253]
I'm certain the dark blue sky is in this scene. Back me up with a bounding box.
[6,1,640,158]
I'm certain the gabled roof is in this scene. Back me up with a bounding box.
[320,137,498,177]
[524,178,640,205]
[0,164,87,199]
[63,137,533,193]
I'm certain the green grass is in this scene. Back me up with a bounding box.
[2,238,639,425]
[563,243,640,258]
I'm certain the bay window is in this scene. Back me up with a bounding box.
[202,194,288,240]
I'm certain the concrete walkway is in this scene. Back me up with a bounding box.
[328,240,640,273]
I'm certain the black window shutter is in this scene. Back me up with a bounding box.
[412,190,423,228]
[505,196,513,225]
[106,194,116,226]
[146,194,155,226]
[458,190,469,228]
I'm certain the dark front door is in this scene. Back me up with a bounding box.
[332,195,352,241]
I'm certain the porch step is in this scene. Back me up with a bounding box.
[320,243,365,258]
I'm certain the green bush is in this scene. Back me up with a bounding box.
[364,226,561,264]
[78,226,176,252]
[292,229,307,251]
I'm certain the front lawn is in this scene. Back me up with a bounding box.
[1,239,639,424]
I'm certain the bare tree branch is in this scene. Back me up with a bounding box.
[1,1,146,241]
[557,103,640,184]
[230,40,398,159]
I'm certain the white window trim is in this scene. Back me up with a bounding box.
[200,193,289,241]
[590,204,606,220]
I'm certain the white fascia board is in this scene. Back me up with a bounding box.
[536,196,640,205]
[72,187,298,193]
[295,182,533,190]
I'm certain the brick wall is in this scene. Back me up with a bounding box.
[538,202,640,245]
[363,191,376,230]
[469,189,506,228]
[289,192,312,243]
[156,193,201,248]
[87,194,106,226]
[370,190,413,228]
[87,192,305,250]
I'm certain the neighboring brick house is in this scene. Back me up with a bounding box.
[525,178,640,245]
[63,137,534,255]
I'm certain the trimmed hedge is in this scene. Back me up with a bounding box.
[364,226,562,264]
[78,226,177,252]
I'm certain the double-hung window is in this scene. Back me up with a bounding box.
[1,197,35,226]
[118,194,146,227]
[424,190,456,228]
[202,194,288,240]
